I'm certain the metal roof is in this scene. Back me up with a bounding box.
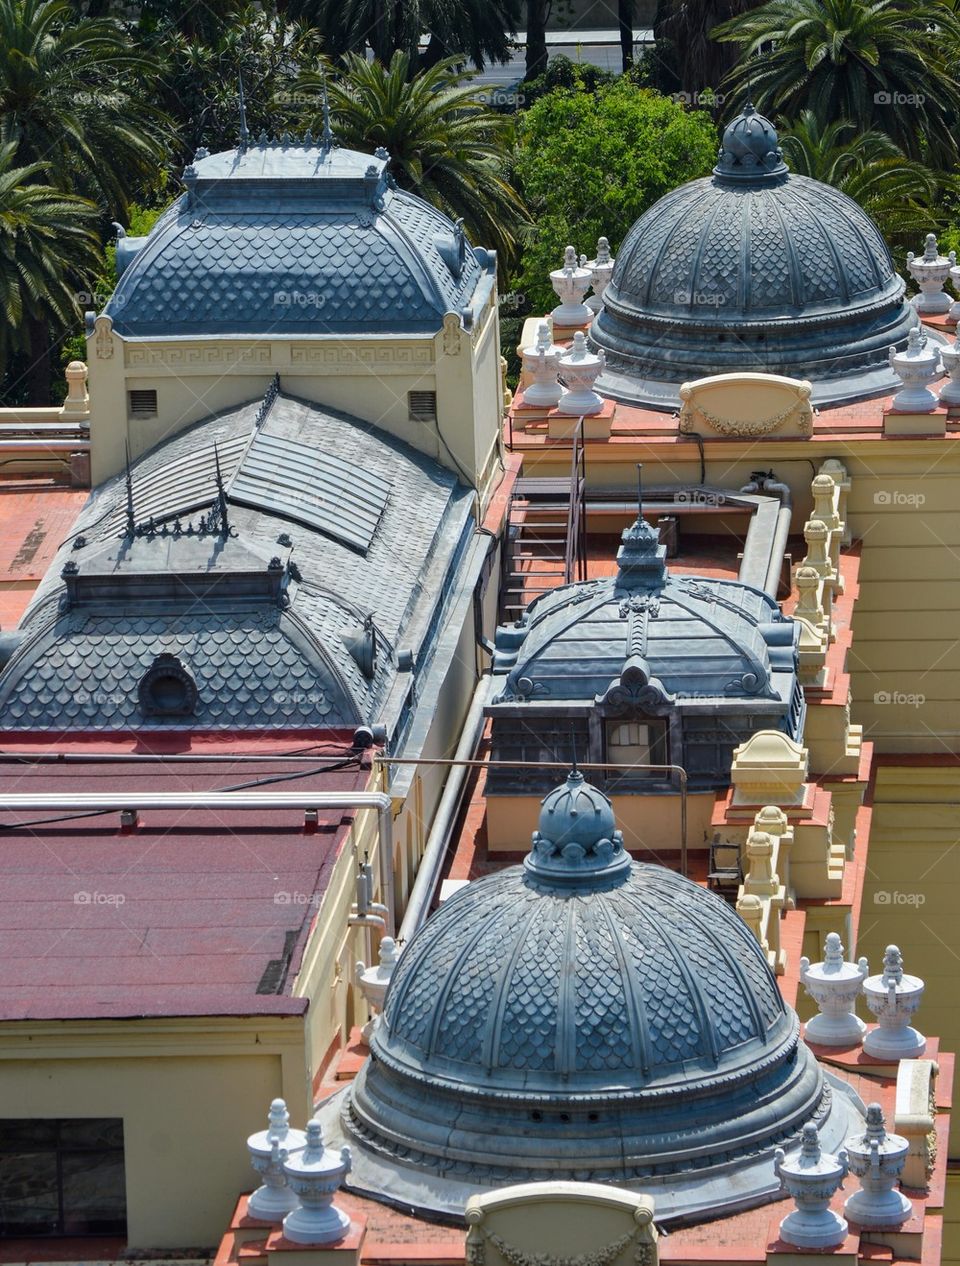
[104,140,493,338]
[228,429,391,554]
[0,393,474,732]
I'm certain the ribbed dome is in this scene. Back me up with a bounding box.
[339,776,848,1223]
[590,104,919,409]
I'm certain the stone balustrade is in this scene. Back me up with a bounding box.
[795,461,849,662]
[736,811,791,973]
[894,1059,939,1190]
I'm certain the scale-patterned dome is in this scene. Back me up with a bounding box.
[341,774,843,1222]
[591,103,919,409]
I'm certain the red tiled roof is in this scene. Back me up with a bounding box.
[0,747,369,1021]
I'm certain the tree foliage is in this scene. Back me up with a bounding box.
[511,82,717,312]
[713,0,960,165]
[0,0,170,216]
[778,111,958,250]
[299,52,528,262]
[284,0,521,70]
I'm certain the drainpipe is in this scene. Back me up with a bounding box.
[397,675,492,943]
[0,791,396,935]
[741,471,793,598]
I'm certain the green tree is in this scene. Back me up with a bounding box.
[300,52,528,262]
[778,111,956,249]
[653,0,758,101]
[0,0,170,217]
[140,4,324,165]
[283,0,521,70]
[512,83,717,313]
[0,142,101,402]
[713,0,960,164]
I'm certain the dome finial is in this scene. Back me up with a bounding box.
[714,101,788,182]
[524,770,631,889]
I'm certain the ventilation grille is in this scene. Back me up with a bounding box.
[128,389,158,418]
[408,390,437,423]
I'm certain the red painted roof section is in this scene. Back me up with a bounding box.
[0,478,87,628]
[0,747,369,1022]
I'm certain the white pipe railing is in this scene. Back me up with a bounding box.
[0,790,395,935]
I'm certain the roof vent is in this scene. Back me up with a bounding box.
[343,616,378,680]
[128,389,158,418]
[408,390,437,424]
[138,653,198,717]
[435,219,466,278]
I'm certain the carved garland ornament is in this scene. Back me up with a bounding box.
[679,397,812,437]
[466,1227,655,1266]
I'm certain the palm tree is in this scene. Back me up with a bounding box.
[653,0,758,99]
[713,0,960,164]
[283,0,521,71]
[0,0,170,217]
[300,53,529,263]
[525,0,549,80]
[778,111,957,248]
[0,143,101,401]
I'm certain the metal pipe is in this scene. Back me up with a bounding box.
[0,441,87,451]
[382,750,689,900]
[0,790,396,934]
[397,677,493,942]
[741,474,793,598]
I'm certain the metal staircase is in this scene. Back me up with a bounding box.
[499,420,587,624]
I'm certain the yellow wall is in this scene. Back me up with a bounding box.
[486,790,716,855]
[0,1018,307,1248]
[853,763,960,1156]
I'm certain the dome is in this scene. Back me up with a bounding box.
[492,513,800,718]
[334,774,862,1224]
[590,103,920,410]
[104,136,491,338]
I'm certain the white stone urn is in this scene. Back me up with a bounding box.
[557,331,606,416]
[585,237,615,312]
[907,234,956,314]
[800,933,869,1047]
[863,945,926,1059]
[520,321,563,408]
[550,246,592,326]
[356,935,398,1044]
[948,261,960,323]
[888,327,942,412]
[247,1098,307,1220]
[282,1119,352,1245]
[774,1123,849,1250]
[843,1103,912,1228]
[939,336,960,405]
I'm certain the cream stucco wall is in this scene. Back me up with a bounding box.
[87,282,502,499]
[0,1018,307,1248]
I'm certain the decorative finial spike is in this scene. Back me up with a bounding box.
[213,441,230,537]
[124,440,136,539]
[320,68,334,151]
[238,73,250,151]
